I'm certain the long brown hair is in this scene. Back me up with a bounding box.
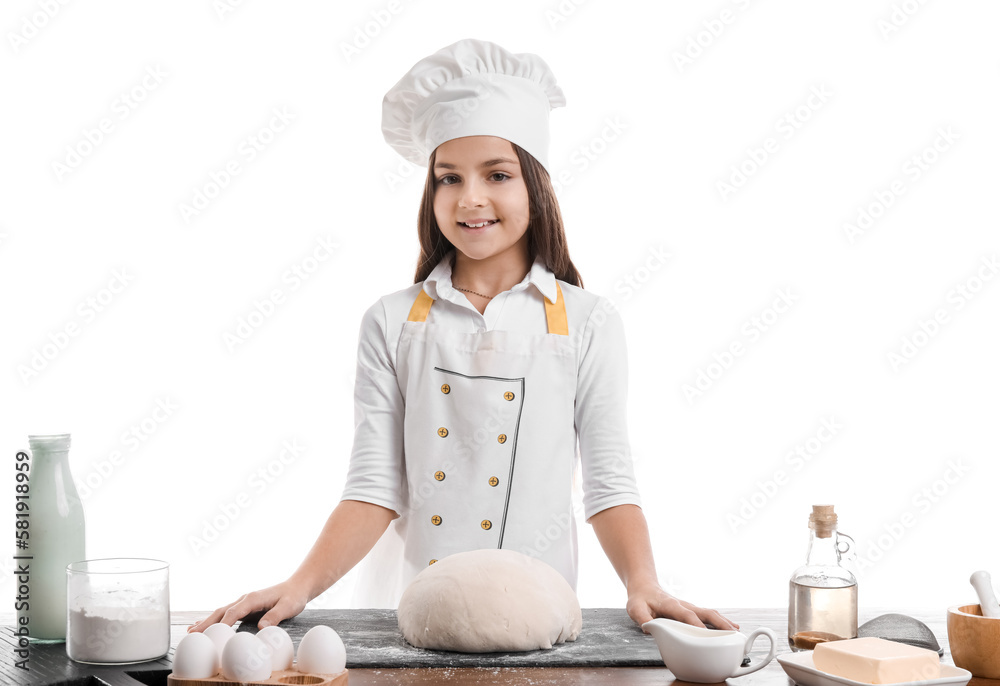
[412,141,583,288]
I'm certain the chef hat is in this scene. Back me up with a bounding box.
[381,38,566,173]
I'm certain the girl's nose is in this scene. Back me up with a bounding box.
[458,180,487,208]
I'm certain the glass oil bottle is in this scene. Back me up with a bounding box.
[788,504,857,650]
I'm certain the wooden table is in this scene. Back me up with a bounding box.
[0,608,989,686]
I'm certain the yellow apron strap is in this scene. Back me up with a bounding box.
[544,282,569,336]
[408,283,566,334]
[407,289,435,322]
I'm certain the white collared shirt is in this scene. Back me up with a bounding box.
[341,251,641,522]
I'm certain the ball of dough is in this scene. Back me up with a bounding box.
[398,549,582,652]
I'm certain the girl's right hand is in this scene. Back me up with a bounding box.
[186,580,311,633]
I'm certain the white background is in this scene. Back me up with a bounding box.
[2,0,997,622]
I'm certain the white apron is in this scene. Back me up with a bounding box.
[351,283,579,607]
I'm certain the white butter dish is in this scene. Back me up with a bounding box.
[777,652,971,686]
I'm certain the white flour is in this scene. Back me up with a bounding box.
[68,606,169,663]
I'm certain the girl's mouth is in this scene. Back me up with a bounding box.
[459,219,498,229]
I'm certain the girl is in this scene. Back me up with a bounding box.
[190,38,737,634]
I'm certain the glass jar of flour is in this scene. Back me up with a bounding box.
[66,558,170,664]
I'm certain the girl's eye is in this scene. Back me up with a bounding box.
[437,175,459,186]
[490,172,510,182]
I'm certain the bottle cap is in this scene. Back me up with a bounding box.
[809,504,837,538]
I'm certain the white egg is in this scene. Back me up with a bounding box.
[172,632,219,679]
[257,626,294,670]
[296,625,346,675]
[220,632,273,682]
[202,622,235,659]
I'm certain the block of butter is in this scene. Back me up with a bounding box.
[813,637,940,684]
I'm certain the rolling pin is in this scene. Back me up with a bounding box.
[970,570,1000,618]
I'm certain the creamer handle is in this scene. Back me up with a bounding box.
[731,627,776,678]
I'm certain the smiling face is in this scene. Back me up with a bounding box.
[432,136,531,263]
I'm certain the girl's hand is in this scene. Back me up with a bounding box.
[626,581,739,632]
[186,580,311,633]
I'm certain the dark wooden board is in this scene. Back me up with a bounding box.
[3,608,964,685]
[236,607,664,668]
[0,626,174,686]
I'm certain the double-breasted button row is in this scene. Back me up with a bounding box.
[430,472,498,487]
[426,517,492,529]
[436,427,507,443]
[439,386,515,401]
[430,514,497,527]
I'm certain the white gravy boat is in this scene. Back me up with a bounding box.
[643,618,777,682]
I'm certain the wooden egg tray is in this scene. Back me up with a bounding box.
[167,668,348,686]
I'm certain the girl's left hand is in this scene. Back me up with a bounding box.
[626,582,740,631]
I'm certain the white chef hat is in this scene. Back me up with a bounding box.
[381,38,566,173]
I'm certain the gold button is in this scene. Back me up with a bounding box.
[434,471,445,481]
[437,427,449,438]
[441,384,450,394]
[488,476,499,487]
[497,434,507,444]
[504,391,514,401]
[431,515,442,526]
[429,559,437,565]
[481,520,492,530]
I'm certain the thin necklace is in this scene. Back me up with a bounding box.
[453,285,494,300]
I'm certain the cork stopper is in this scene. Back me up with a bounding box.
[808,504,837,538]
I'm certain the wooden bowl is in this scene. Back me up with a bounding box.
[947,604,1000,678]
